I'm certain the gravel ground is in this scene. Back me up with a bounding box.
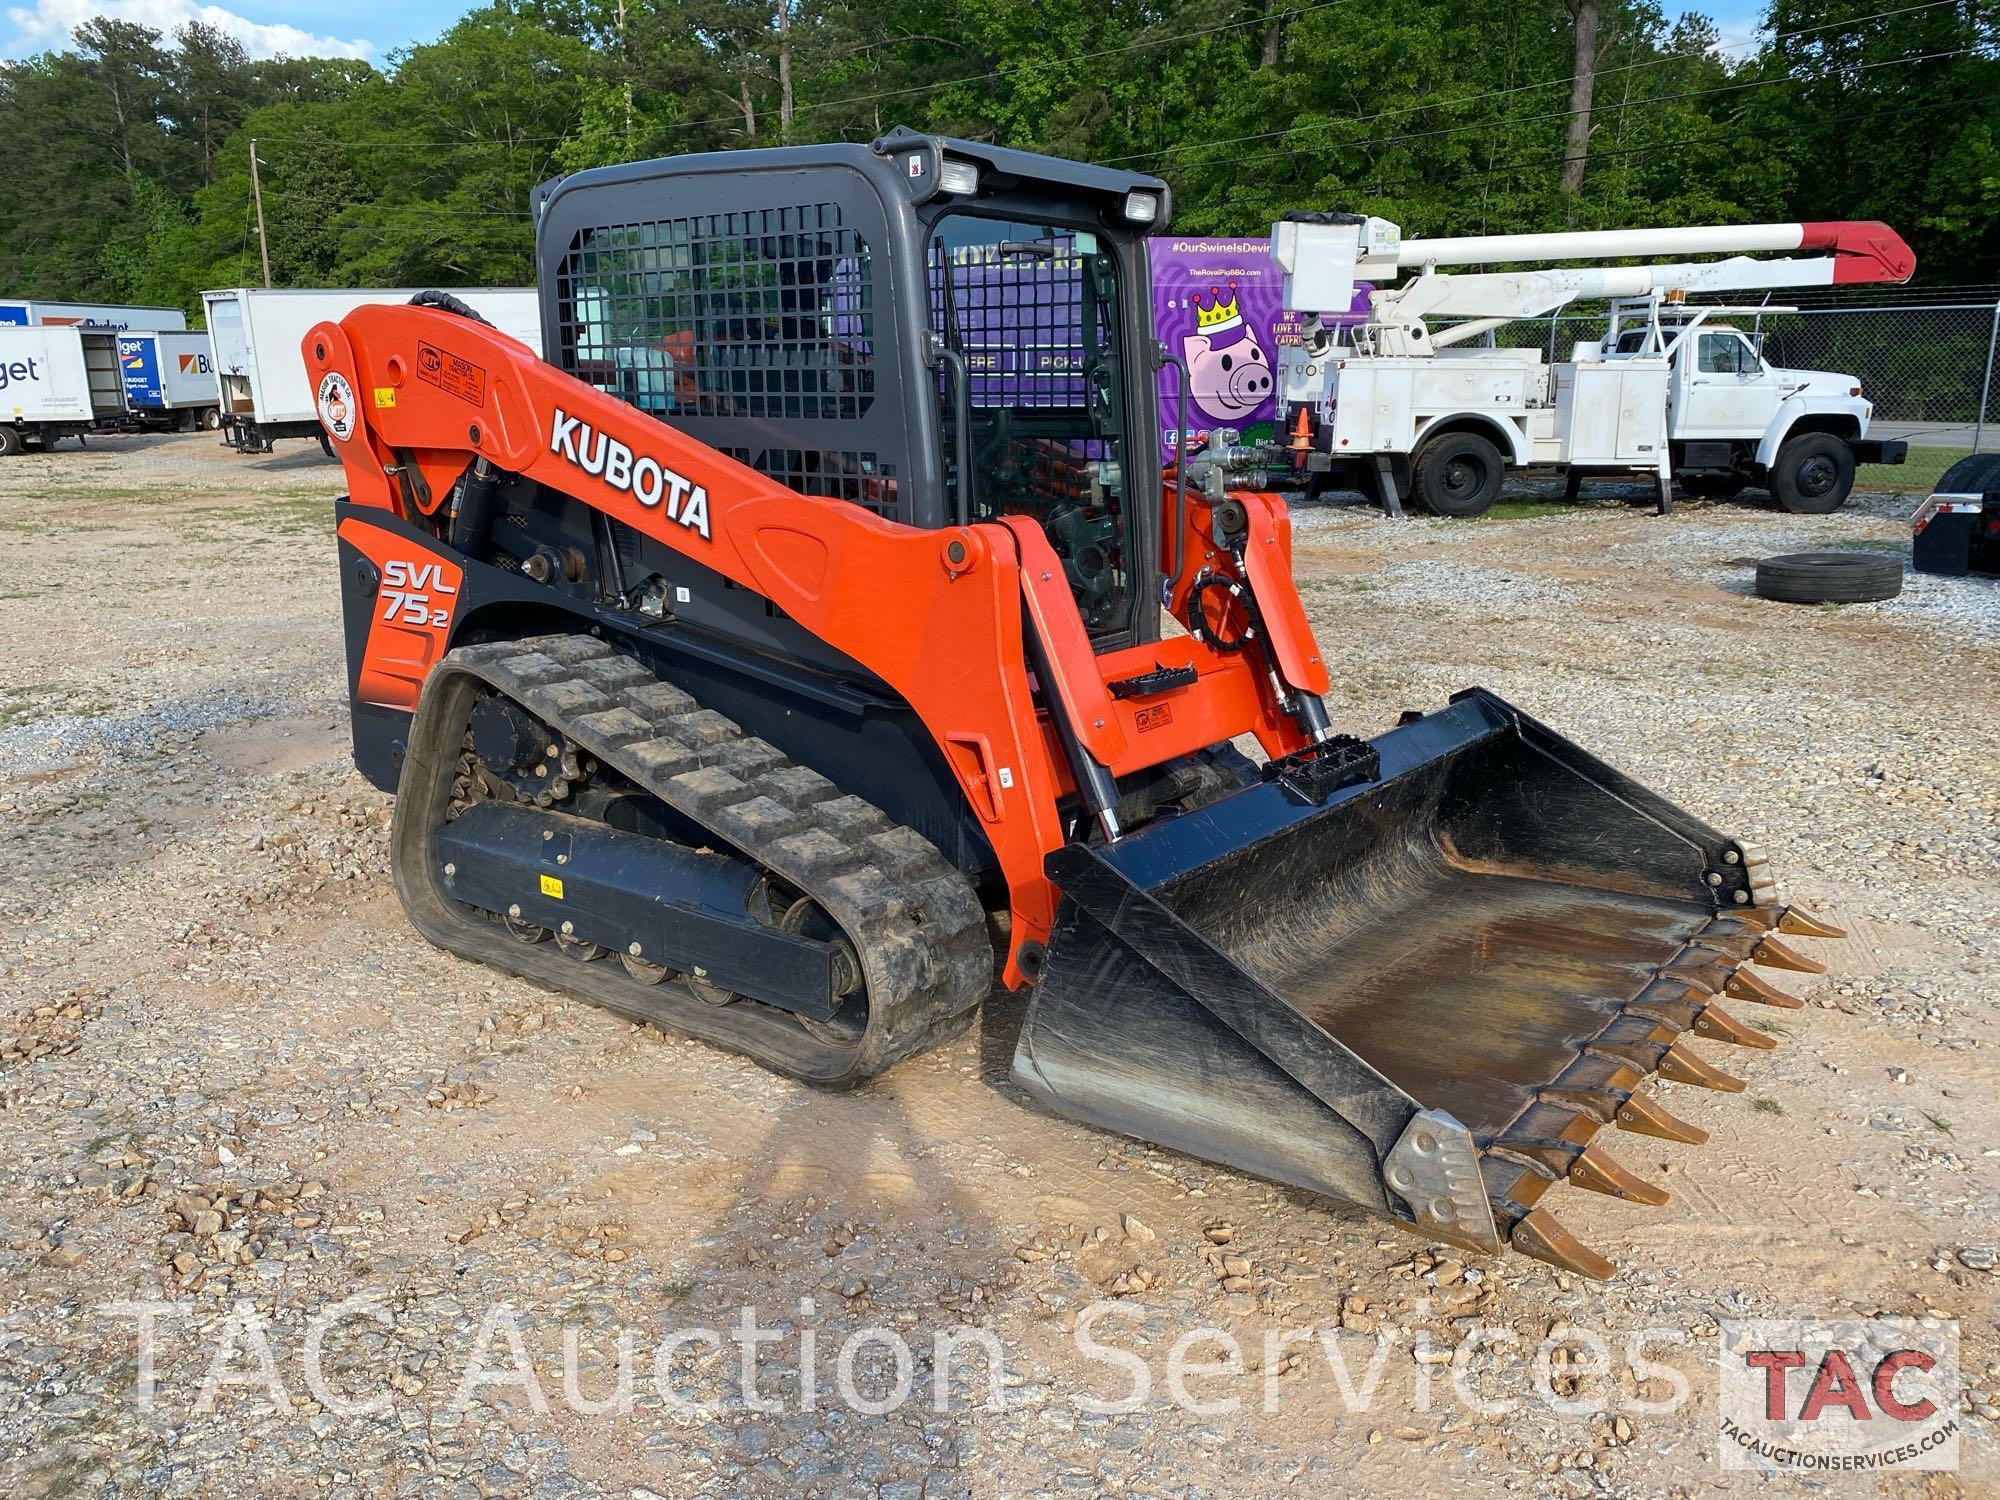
[0,434,1994,1498]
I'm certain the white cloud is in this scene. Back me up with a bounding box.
[5,0,374,60]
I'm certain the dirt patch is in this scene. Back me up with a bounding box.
[203,714,349,776]
[0,434,1992,1497]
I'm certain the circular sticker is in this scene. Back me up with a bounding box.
[317,371,356,442]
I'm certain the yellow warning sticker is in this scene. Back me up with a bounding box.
[373,387,397,408]
[539,874,564,899]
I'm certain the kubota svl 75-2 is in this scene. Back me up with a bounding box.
[316,130,1841,1278]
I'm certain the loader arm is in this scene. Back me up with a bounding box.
[310,302,1323,983]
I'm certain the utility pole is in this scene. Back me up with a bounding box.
[618,0,633,151]
[248,138,272,289]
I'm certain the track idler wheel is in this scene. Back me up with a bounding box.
[620,951,673,985]
[687,974,740,1007]
[504,909,548,943]
[777,894,866,1046]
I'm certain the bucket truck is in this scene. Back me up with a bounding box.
[1260,214,1915,517]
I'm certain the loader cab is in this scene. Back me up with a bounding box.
[534,130,1169,654]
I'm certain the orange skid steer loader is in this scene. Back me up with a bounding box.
[317,131,1840,1277]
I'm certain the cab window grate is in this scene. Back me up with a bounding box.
[554,204,875,423]
[721,447,900,518]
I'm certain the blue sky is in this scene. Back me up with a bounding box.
[1,0,450,62]
[1,1,1773,66]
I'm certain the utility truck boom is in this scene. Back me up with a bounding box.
[1258,213,1914,516]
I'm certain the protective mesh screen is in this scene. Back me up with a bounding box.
[926,220,1133,637]
[930,238,1093,409]
[553,204,874,424]
[719,447,899,517]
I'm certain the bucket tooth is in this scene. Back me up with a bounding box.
[1751,934,1826,974]
[1726,966,1805,1009]
[1658,1041,1746,1092]
[1511,1208,1617,1281]
[1615,1092,1709,1145]
[1692,1003,1778,1050]
[1569,1145,1669,1206]
[1777,906,1846,941]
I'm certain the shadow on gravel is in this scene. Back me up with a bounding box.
[243,448,339,473]
[1293,478,1924,524]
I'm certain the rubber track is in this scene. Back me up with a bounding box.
[404,632,993,1084]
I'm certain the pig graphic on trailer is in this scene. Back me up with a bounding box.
[1181,282,1274,422]
[1151,237,1370,460]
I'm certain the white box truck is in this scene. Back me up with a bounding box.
[0,300,188,332]
[1267,214,1916,516]
[203,287,541,453]
[0,325,130,453]
[116,330,221,431]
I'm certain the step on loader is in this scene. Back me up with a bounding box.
[317,131,1841,1277]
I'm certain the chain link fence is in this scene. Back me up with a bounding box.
[1494,287,2000,471]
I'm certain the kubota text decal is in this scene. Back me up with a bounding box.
[549,407,711,539]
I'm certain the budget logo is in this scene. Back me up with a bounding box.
[1718,1318,1958,1472]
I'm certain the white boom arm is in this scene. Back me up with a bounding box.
[1272,214,1915,355]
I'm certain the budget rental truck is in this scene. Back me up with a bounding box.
[0,300,187,332]
[0,325,129,453]
[116,329,221,431]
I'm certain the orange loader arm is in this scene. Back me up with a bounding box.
[309,303,1329,983]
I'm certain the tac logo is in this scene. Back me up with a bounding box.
[1718,1318,1958,1472]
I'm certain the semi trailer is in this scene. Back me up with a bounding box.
[1261,215,1914,516]
[203,287,542,453]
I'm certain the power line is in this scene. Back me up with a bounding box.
[1101,0,1965,167]
[209,0,1984,174]
[1246,83,1995,202]
[240,131,572,149]
[653,0,1369,137]
[1157,44,1988,177]
[240,0,1368,152]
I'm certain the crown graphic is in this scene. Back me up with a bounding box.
[1194,282,1243,333]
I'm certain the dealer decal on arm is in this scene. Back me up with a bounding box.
[548,408,711,540]
[317,372,357,442]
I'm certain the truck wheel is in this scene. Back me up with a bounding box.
[0,425,22,457]
[1412,432,1504,517]
[1771,434,1855,514]
[1753,551,1903,604]
[200,407,222,432]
